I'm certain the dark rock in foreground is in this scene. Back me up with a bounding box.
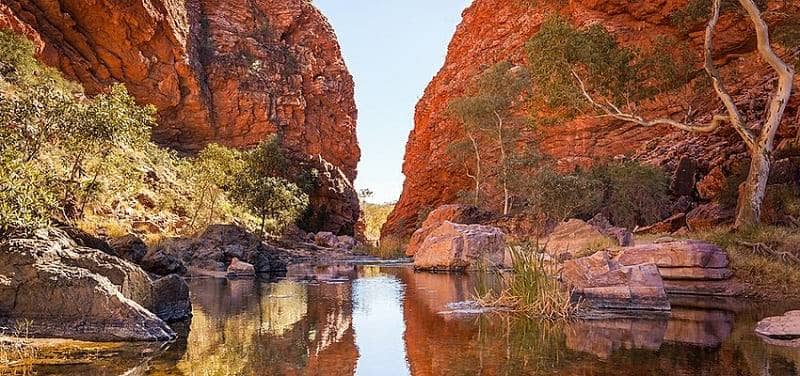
[0,228,184,341]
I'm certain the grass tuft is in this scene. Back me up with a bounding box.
[477,242,578,319]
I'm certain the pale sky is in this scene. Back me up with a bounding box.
[313,0,472,204]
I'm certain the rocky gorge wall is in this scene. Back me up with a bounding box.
[382,0,800,242]
[2,0,361,235]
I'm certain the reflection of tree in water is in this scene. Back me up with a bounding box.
[166,278,357,375]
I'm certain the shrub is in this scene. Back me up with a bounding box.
[361,201,395,242]
[525,16,698,125]
[232,139,310,235]
[588,161,670,228]
[524,168,603,222]
[0,150,57,235]
[189,143,245,228]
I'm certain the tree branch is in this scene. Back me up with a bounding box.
[738,0,795,149]
[571,70,728,133]
[705,0,757,150]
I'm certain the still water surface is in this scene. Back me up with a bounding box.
[27,264,800,375]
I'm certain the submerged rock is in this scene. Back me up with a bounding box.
[0,228,177,341]
[755,311,800,347]
[561,251,670,311]
[413,221,507,271]
[145,274,192,323]
[227,258,256,278]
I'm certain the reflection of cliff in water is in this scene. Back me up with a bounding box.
[394,267,800,375]
[156,277,358,375]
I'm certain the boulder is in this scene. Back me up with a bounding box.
[659,267,733,280]
[110,234,148,264]
[615,240,735,294]
[561,251,670,311]
[615,241,729,269]
[697,167,726,201]
[144,274,192,322]
[545,219,624,256]
[336,235,357,251]
[670,156,698,196]
[0,229,176,341]
[314,231,339,248]
[141,248,188,276]
[413,221,507,271]
[406,204,488,256]
[686,203,734,231]
[662,280,746,296]
[635,213,686,235]
[756,311,800,346]
[227,258,256,278]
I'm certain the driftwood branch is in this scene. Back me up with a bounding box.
[571,70,729,133]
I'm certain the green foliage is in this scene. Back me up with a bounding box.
[588,161,670,228]
[231,139,310,235]
[520,161,669,228]
[523,168,603,222]
[361,201,395,242]
[0,31,157,231]
[0,149,56,235]
[188,144,246,229]
[669,0,768,31]
[525,16,697,124]
[447,62,530,212]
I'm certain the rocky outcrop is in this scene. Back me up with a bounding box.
[0,228,187,341]
[546,219,631,259]
[382,0,800,243]
[2,0,360,234]
[413,221,508,271]
[154,224,289,275]
[406,204,489,257]
[615,240,741,296]
[561,251,670,311]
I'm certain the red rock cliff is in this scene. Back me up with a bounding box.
[382,0,800,242]
[3,0,361,234]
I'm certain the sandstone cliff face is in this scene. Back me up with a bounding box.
[3,0,361,234]
[383,0,800,242]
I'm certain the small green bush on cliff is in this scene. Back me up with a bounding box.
[525,16,698,126]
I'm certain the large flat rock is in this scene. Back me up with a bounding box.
[562,251,670,311]
[615,240,729,269]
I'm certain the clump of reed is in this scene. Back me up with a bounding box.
[476,241,578,319]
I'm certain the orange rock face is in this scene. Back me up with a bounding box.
[3,0,358,180]
[382,0,800,242]
[3,0,361,234]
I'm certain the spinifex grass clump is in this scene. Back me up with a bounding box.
[477,242,578,319]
